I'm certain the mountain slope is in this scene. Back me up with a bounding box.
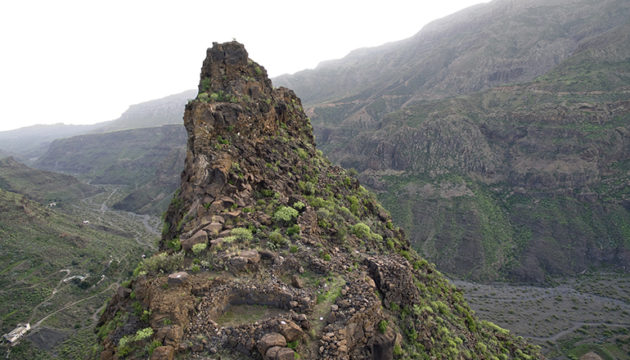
[274,0,630,282]
[33,125,186,214]
[276,0,629,106]
[94,90,195,133]
[0,123,104,161]
[0,188,147,359]
[0,156,99,206]
[97,42,540,360]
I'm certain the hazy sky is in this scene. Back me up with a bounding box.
[0,0,487,132]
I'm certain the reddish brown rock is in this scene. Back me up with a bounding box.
[279,320,304,342]
[265,346,282,359]
[181,230,207,251]
[204,222,223,235]
[240,250,260,263]
[150,346,174,360]
[276,347,296,360]
[155,325,183,347]
[258,333,287,355]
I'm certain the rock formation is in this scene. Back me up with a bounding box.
[97,42,541,359]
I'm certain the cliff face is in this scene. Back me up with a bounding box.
[98,42,541,359]
[274,0,630,282]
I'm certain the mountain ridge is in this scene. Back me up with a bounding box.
[97,42,541,360]
[273,0,630,282]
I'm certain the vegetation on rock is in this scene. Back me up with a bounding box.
[98,42,541,359]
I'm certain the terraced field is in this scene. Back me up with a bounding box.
[0,186,159,359]
[454,274,630,359]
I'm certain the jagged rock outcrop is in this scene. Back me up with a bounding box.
[97,42,541,359]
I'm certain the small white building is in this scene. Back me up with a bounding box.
[3,323,30,345]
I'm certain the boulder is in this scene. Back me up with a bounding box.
[211,215,225,224]
[265,346,282,359]
[580,352,603,360]
[100,349,115,360]
[276,348,296,360]
[204,222,223,235]
[279,320,304,342]
[240,250,261,264]
[290,274,303,289]
[258,333,287,355]
[167,272,189,286]
[181,230,207,251]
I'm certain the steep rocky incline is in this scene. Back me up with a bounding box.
[314,21,630,282]
[97,42,541,359]
[274,0,630,282]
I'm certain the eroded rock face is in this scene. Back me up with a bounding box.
[97,42,542,360]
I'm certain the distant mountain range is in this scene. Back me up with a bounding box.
[0,92,192,215]
[1,0,629,283]
[0,90,194,163]
[275,0,630,282]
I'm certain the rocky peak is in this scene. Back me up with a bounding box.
[97,42,541,360]
[190,41,311,143]
[198,41,272,100]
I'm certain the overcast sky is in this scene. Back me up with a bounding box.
[0,0,487,132]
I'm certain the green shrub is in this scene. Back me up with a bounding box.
[217,135,229,145]
[268,230,288,249]
[296,148,308,160]
[352,223,371,239]
[222,235,237,244]
[370,233,383,242]
[273,206,299,223]
[198,92,209,102]
[287,224,301,237]
[292,201,305,210]
[201,77,211,92]
[141,252,184,274]
[231,227,253,242]
[118,327,154,357]
[260,189,275,197]
[347,195,360,215]
[135,327,154,341]
[298,181,315,195]
[378,320,388,334]
[192,243,207,255]
[167,238,181,251]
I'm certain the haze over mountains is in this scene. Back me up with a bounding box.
[275,0,630,282]
[1,0,628,283]
[1,0,630,357]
